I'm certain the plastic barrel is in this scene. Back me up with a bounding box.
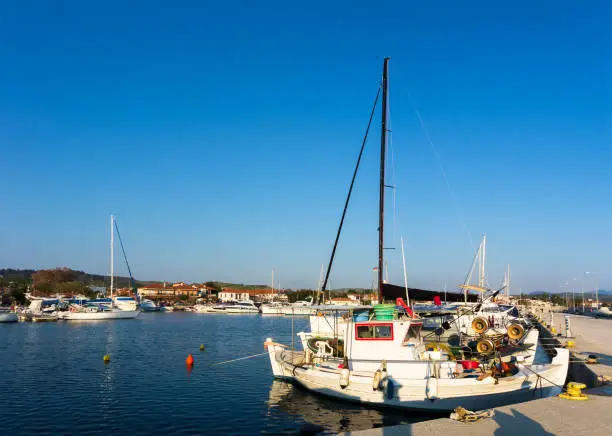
[373,304,396,320]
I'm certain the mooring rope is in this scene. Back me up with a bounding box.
[210,351,270,366]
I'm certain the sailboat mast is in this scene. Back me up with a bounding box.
[478,234,486,289]
[110,214,114,298]
[378,57,390,302]
[506,264,510,299]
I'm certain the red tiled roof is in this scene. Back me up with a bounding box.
[139,283,166,289]
[221,288,282,295]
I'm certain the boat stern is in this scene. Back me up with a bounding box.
[550,347,570,386]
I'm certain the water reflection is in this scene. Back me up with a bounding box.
[1,314,436,435]
[265,380,436,434]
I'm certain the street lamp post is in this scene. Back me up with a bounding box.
[581,273,586,313]
[560,282,569,310]
[585,272,598,311]
[572,278,577,313]
[596,275,599,310]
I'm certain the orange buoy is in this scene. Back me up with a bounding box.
[186,354,194,365]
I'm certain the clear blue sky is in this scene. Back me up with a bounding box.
[1,1,610,293]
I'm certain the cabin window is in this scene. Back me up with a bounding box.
[407,323,422,339]
[355,323,393,340]
[401,323,423,345]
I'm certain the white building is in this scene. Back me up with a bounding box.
[218,291,250,302]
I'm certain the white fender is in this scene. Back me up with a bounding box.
[425,375,438,400]
[339,368,350,388]
[372,369,382,391]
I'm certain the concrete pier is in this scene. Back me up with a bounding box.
[341,391,612,435]
[537,312,612,386]
[343,310,612,435]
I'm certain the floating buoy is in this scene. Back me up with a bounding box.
[199,344,205,351]
[186,354,194,365]
[103,354,110,363]
[567,340,576,348]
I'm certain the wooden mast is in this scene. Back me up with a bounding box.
[378,57,390,302]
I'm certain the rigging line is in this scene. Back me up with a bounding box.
[387,84,398,249]
[421,286,502,341]
[319,86,382,303]
[113,220,134,288]
[406,90,474,250]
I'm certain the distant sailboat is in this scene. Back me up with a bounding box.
[58,215,140,321]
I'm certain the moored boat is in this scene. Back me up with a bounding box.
[264,58,568,411]
[114,296,138,311]
[261,301,290,315]
[0,308,18,323]
[59,215,139,321]
[280,298,316,316]
[225,301,260,314]
[140,298,161,312]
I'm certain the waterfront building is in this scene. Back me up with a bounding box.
[218,291,251,302]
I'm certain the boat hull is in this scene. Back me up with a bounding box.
[58,310,140,320]
[0,312,18,323]
[261,305,286,315]
[225,309,260,314]
[265,341,569,412]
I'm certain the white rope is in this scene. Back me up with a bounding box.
[210,351,270,366]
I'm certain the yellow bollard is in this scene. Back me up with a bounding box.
[559,382,588,400]
[567,340,576,348]
[551,327,557,334]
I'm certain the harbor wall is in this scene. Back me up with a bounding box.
[529,314,601,388]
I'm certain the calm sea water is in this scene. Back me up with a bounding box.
[0,313,435,435]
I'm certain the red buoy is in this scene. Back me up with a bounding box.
[186,354,194,365]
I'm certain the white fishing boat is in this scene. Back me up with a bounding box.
[265,58,568,411]
[451,236,531,337]
[140,298,161,312]
[281,297,317,316]
[59,215,139,321]
[0,308,18,323]
[265,314,568,411]
[225,300,260,314]
[261,301,290,315]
